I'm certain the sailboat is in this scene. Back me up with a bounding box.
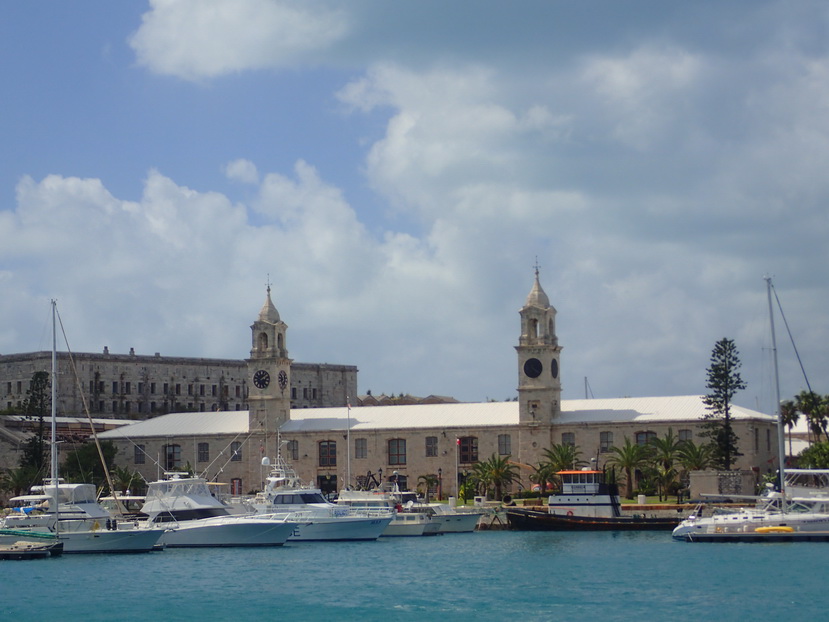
[672,278,829,542]
[1,301,164,553]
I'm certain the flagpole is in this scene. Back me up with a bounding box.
[455,437,460,500]
[346,397,351,490]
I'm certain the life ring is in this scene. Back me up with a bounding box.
[566,511,574,516]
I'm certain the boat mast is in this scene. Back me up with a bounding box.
[765,277,786,498]
[346,397,351,490]
[51,300,59,534]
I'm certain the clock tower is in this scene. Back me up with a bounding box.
[516,267,561,425]
[247,286,292,451]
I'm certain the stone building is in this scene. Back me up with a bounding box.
[98,272,778,497]
[0,311,357,419]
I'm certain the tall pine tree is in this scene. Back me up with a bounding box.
[701,338,747,470]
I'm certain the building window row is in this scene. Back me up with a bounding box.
[312,435,484,467]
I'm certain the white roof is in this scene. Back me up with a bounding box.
[97,395,774,439]
[98,410,250,439]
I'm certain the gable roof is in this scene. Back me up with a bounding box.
[97,395,774,440]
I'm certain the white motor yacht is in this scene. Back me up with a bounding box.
[3,481,164,553]
[139,473,297,547]
[336,485,439,536]
[673,469,829,541]
[247,458,391,541]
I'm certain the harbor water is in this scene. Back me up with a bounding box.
[2,530,827,621]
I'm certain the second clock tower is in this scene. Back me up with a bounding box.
[247,286,292,453]
[516,268,562,425]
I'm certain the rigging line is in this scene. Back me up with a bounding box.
[54,304,126,515]
[770,281,814,395]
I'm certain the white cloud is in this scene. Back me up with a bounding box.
[224,159,260,185]
[129,0,349,80]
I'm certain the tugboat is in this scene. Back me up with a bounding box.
[506,469,679,531]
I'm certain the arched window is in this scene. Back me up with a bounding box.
[319,440,337,467]
[258,332,269,350]
[635,431,656,446]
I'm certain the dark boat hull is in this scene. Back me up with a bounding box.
[506,508,679,531]
[0,541,64,560]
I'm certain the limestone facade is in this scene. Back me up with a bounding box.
[96,277,779,499]
[0,351,357,418]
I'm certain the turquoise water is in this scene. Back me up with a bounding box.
[2,531,827,621]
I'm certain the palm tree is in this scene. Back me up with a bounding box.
[607,437,653,499]
[417,473,439,503]
[529,461,558,497]
[542,443,586,472]
[649,429,681,501]
[472,455,518,501]
[677,440,715,472]
[796,390,825,443]
[780,399,799,457]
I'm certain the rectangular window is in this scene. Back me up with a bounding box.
[134,444,145,465]
[200,384,205,396]
[164,444,181,470]
[151,382,156,394]
[425,436,438,457]
[459,437,478,464]
[388,438,406,465]
[198,442,209,463]
[212,385,217,397]
[600,431,613,452]
[163,382,169,394]
[678,429,693,443]
[188,384,193,396]
[767,429,771,451]
[112,381,118,394]
[125,382,131,395]
[303,387,308,399]
[138,382,143,394]
[561,432,575,447]
[498,434,511,456]
[175,384,181,395]
[291,387,297,400]
[319,441,337,467]
[286,440,299,461]
[635,431,656,446]
[355,438,367,459]
[230,441,242,462]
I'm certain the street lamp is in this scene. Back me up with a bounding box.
[438,468,443,501]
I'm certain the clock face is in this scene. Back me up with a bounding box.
[550,358,559,379]
[523,357,543,378]
[278,370,288,391]
[253,369,271,389]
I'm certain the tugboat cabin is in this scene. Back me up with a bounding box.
[548,470,622,518]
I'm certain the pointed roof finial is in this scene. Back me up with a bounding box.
[258,278,280,323]
[525,258,550,308]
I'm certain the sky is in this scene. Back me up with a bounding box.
[1,1,827,412]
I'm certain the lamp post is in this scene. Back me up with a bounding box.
[438,468,443,501]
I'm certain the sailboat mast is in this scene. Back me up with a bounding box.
[50,300,58,482]
[765,277,786,496]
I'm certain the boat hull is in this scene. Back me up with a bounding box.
[431,512,482,533]
[159,518,295,548]
[507,508,679,531]
[289,516,391,541]
[58,527,164,553]
[0,541,64,560]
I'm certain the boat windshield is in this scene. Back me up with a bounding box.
[272,493,328,505]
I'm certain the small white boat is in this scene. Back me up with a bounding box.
[247,457,392,541]
[2,482,164,553]
[336,486,438,537]
[413,502,483,533]
[139,473,297,548]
